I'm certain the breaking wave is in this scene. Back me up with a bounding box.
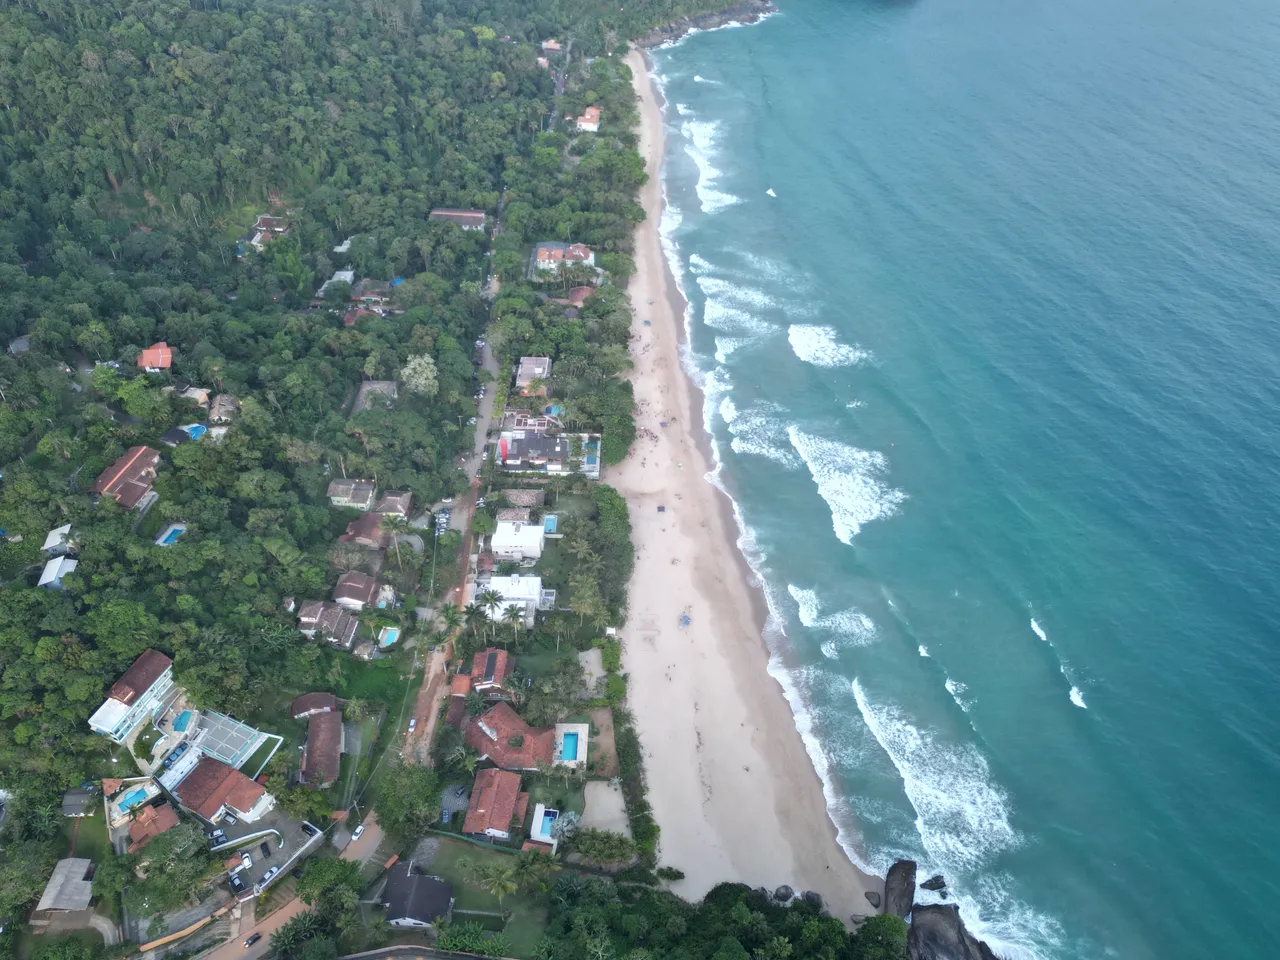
[787,585,878,657]
[788,324,871,368]
[680,118,741,214]
[726,402,801,467]
[788,426,906,544]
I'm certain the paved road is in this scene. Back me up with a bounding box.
[201,814,382,960]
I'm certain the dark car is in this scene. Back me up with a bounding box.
[244,933,262,947]
[259,841,272,859]
[300,822,318,837]
[228,872,246,894]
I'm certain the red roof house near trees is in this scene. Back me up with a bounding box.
[462,768,529,839]
[463,702,554,770]
[92,446,161,508]
[301,712,344,788]
[127,802,180,853]
[137,342,173,371]
[109,649,172,705]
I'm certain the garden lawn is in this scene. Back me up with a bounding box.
[526,778,585,816]
[242,736,279,779]
[426,837,548,956]
[62,811,110,862]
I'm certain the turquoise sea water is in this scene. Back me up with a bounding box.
[650,1,1280,957]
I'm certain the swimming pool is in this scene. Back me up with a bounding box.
[119,787,148,812]
[543,515,558,533]
[559,732,579,762]
[173,710,191,732]
[157,525,185,545]
[379,626,400,647]
[538,809,559,839]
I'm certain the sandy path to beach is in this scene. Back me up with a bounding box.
[610,49,880,919]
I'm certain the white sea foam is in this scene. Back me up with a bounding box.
[681,118,741,214]
[1031,618,1091,710]
[688,252,713,273]
[945,678,973,713]
[788,324,871,368]
[788,426,906,544]
[727,404,801,468]
[693,74,720,84]
[675,102,693,117]
[1030,618,1048,644]
[700,296,776,337]
[714,337,749,363]
[718,396,737,425]
[919,645,930,657]
[786,584,877,652]
[1069,687,1088,709]
[847,400,865,409]
[852,679,1020,872]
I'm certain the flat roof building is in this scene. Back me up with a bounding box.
[88,649,176,745]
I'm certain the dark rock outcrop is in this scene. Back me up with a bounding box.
[884,859,918,918]
[921,875,947,892]
[907,904,1000,960]
[802,890,823,909]
[865,890,882,909]
[773,885,794,902]
[633,0,776,48]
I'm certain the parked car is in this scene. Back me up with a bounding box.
[454,785,466,797]
[408,718,417,732]
[228,873,247,894]
[223,814,238,826]
[260,842,272,859]
[240,852,253,870]
[300,822,318,837]
[468,417,477,425]
[352,824,365,841]
[259,866,280,888]
[243,933,261,947]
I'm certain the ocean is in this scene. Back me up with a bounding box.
[648,0,1280,957]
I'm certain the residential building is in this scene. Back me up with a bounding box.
[428,209,486,230]
[340,512,390,549]
[541,39,562,53]
[515,356,552,396]
[462,768,529,840]
[576,105,601,132]
[446,673,470,729]
[469,648,514,699]
[43,527,78,555]
[127,802,180,853]
[502,410,558,433]
[209,395,240,423]
[36,859,94,912]
[297,601,360,649]
[317,269,356,299]
[497,432,601,479]
[248,214,289,252]
[492,518,545,561]
[171,755,275,823]
[532,241,594,272]
[138,342,173,372]
[353,380,398,412]
[334,571,378,610]
[352,278,392,304]
[301,711,344,788]
[327,478,376,511]
[494,507,531,523]
[381,862,454,929]
[482,574,550,627]
[290,692,339,719]
[92,446,161,508]
[88,649,176,744]
[502,488,546,508]
[374,490,413,518]
[38,556,77,590]
[61,787,97,817]
[537,56,550,69]
[179,386,211,408]
[463,702,554,770]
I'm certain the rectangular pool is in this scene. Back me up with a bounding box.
[160,528,184,544]
[173,710,192,732]
[559,732,579,762]
[543,515,558,533]
[538,809,559,839]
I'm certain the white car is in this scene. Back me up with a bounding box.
[408,718,417,732]
[352,824,365,841]
[240,852,253,869]
[468,417,477,425]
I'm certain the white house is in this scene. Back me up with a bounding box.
[317,269,355,299]
[41,524,74,555]
[88,650,177,744]
[482,574,548,627]
[491,519,545,561]
[38,556,78,590]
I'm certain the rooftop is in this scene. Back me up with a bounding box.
[470,648,513,689]
[92,446,161,508]
[502,488,546,507]
[173,755,266,821]
[464,702,554,770]
[302,711,343,786]
[127,802,180,853]
[374,490,413,517]
[290,692,339,719]
[462,768,528,836]
[516,356,552,385]
[340,512,390,548]
[138,342,173,370]
[334,571,378,606]
[36,859,94,912]
[382,862,454,926]
[107,649,173,707]
[429,208,486,227]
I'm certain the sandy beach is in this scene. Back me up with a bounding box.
[611,48,881,917]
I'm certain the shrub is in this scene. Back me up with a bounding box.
[604,672,627,705]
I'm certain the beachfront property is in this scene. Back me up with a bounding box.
[317,269,355,299]
[515,356,552,396]
[381,861,454,929]
[428,208,486,230]
[168,754,275,824]
[527,803,561,854]
[491,516,545,561]
[88,649,178,744]
[138,341,173,372]
[92,445,161,510]
[478,574,554,627]
[502,488,546,508]
[576,105,601,132]
[496,430,602,479]
[38,555,78,590]
[462,768,529,841]
[300,710,344,788]
[502,409,560,433]
[464,702,554,770]
[297,600,361,649]
[529,241,595,278]
[554,721,589,768]
[327,478,377,510]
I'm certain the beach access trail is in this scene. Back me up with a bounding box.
[613,49,880,915]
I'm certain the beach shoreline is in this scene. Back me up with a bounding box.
[612,46,881,918]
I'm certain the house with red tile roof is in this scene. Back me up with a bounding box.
[301,711,344,788]
[290,692,339,719]
[576,105,601,133]
[429,209,486,231]
[172,756,275,823]
[88,649,176,744]
[138,342,173,372]
[462,768,529,840]
[127,802,180,853]
[469,648,514,699]
[92,446,161,509]
[334,571,378,610]
[339,512,390,549]
[463,703,554,770]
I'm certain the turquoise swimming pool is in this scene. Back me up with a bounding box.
[544,515,558,533]
[173,710,192,732]
[159,527,184,545]
[379,626,400,647]
[538,809,559,839]
[119,787,148,812]
[559,732,579,762]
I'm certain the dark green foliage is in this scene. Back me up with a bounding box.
[373,763,443,840]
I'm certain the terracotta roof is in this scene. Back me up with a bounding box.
[302,712,343,786]
[470,648,512,691]
[102,778,126,797]
[127,802,180,853]
[451,673,472,696]
[339,512,390,548]
[107,649,172,705]
[334,571,378,606]
[446,697,467,729]
[138,342,173,369]
[495,508,531,523]
[374,491,413,517]
[502,489,545,507]
[174,756,266,820]
[565,286,594,306]
[92,446,161,508]
[290,692,338,719]
[463,703,554,770]
[462,768,526,835]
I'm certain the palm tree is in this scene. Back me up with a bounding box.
[381,513,411,567]
[476,863,519,906]
[463,603,487,636]
[478,588,504,638]
[513,849,557,892]
[439,604,463,633]
[502,603,524,644]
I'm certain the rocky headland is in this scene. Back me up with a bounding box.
[633,0,777,48]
